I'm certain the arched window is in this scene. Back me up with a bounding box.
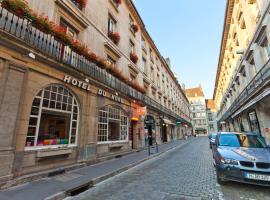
[25,85,79,148]
[98,105,128,142]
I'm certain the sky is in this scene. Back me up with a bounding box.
[133,0,226,99]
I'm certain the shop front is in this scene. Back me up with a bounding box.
[96,88,133,154]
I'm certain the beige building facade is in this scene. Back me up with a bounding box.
[0,0,192,187]
[214,0,270,144]
[185,86,208,135]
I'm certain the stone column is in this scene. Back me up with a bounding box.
[0,60,26,183]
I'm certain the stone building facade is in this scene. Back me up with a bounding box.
[0,0,192,187]
[185,86,208,135]
[213,0,270,144]
[205,99,218,134]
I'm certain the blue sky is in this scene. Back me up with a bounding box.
[133,0,226,99]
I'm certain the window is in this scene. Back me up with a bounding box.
[130,40,135,54]
[149,48,153,61]
[248,110,261,134]
[142,57,147,74]
[25,85,79,148]
[150,66,154,81]
[156,73,160,88]
[108,14,116,33]
[130,73,136,81]
[98,105,128,142]
[107,55,116,65]
[70,0,85,10]
[141,37,146,50]
[129,15,135,32]
[60,19,79,66]
[261,36,270,58]
[60,19,78,38]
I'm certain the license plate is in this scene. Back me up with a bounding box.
[244,173,270,181]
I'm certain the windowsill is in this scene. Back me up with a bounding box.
[97,140,128,145]
[25,144,77,152]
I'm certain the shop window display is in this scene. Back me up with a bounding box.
[98,105,128,142]
[25,85,79,148]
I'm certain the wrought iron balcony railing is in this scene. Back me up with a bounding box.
[0,7,191,125]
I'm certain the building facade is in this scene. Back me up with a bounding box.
[185,86,208,135]
[206,99,218,134]
[0,0,192,187]
[213,0,270,144]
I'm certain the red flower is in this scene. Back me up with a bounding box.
[76,0,87,9]
[131,24,139,33]
[130,52,138,64]
[108,32,120,45]
[113,0,122,6]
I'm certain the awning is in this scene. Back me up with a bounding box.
[163,118,175,126]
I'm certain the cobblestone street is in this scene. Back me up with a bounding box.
[67,137,270,200]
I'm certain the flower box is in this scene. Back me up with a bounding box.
[113,0,122,6]
[108,32,120,45]
[131,24,139,33]
[130,52,138,64]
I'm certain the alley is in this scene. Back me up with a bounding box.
[68,137,270,200]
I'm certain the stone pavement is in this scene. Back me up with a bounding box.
[0,138,192,200]
[68,137,270,200]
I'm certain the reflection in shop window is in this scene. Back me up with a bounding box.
[98,105,128,142]
[25,85,79,148]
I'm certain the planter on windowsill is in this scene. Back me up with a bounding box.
[131,24,139,33]
[108,32,120,45]
[113,0,122,7]
[130,52,138,64]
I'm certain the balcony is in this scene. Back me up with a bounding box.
[0,6,192,126]
[218,59,270,122]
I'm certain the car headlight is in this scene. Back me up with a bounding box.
[220,157,238,165]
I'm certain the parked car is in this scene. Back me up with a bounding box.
[212,132,270,186]
[208,133,217,149]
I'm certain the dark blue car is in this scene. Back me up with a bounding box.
[212,132,270,186]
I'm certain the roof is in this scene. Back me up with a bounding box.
[185,86,204,98]
[206,99,216,110]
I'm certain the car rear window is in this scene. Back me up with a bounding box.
[219,134,267,148]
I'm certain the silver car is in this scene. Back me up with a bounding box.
[212,132,270,186]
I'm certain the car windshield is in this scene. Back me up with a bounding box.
[219,134,267,148]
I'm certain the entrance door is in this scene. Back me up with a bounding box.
[162,126,167,142]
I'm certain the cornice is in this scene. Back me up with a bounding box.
[213,0,235,100]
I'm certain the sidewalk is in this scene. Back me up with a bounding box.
[0,138,194,200]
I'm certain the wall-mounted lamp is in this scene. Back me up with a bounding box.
[28,52,35,59]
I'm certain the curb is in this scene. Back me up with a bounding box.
[46,139,193,200]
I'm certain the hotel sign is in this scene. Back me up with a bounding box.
[63,75,91,91]
[98,89,123,103]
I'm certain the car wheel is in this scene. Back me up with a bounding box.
[216,171,227,185]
